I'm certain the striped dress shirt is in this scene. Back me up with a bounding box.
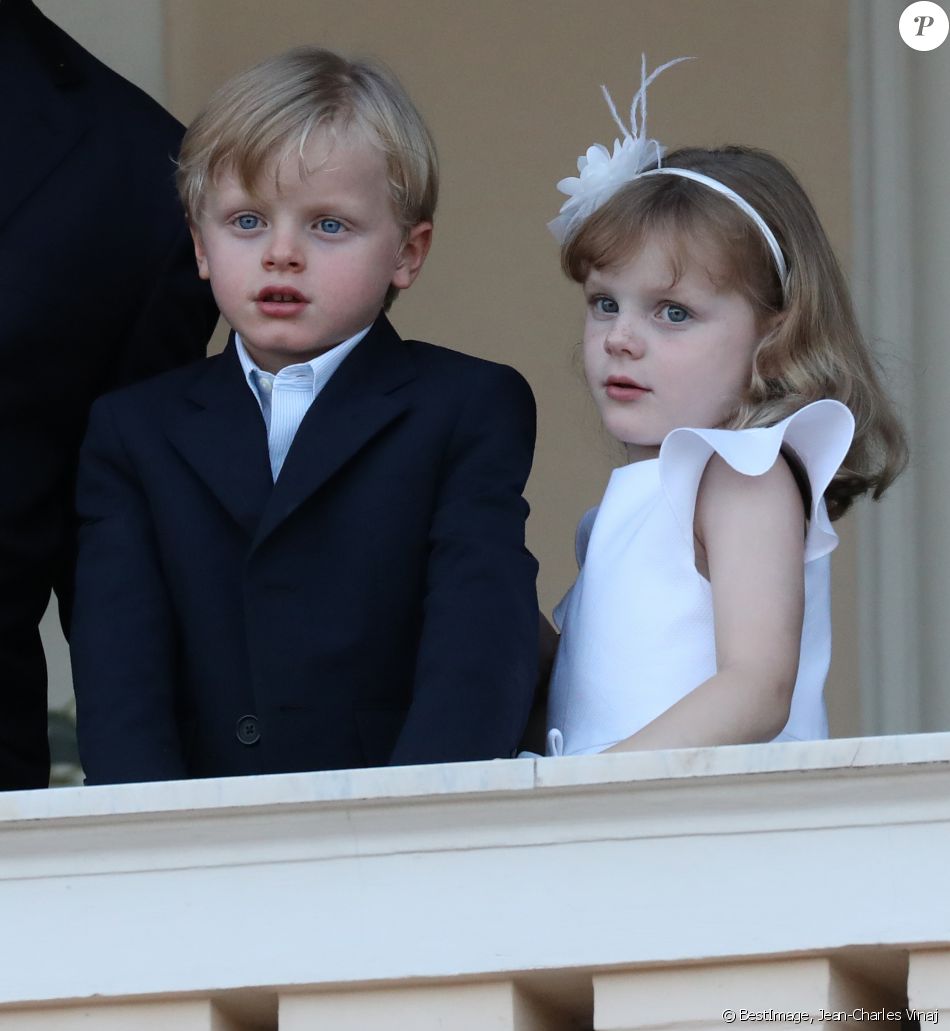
[235,327,369,480]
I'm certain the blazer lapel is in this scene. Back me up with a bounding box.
[0,1,89,232]
[253,316,416,548]
[165,340,273,538]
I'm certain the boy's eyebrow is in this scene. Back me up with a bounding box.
[206,178,256,201]
[209,180,275,212]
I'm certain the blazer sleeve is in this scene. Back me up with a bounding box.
[388,361,539,765]
[70,395,188,784]
[53,222,218,632]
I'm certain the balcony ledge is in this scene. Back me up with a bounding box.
[2,732,950,1021]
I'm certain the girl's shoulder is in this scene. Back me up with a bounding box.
[658,400,855,563]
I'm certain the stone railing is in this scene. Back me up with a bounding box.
[3,734,950,1029]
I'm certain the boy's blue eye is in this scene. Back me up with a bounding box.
[593,296,619,314]
[662,304,690,323]
[235,214,261,231]
[318,218,345,235]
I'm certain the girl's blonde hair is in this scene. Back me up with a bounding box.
[562,146,907,519]
[177,47,439,309]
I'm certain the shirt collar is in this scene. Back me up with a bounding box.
[235,325,372,407]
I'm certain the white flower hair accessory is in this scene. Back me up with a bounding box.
[548,55,692,244]
[548,55,790,294]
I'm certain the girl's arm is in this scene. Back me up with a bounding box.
[605,454,805,752]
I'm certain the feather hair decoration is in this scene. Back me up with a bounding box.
[548,55,693,243]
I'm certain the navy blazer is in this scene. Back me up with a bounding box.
[71,317,539,783]
[0,0,218,789]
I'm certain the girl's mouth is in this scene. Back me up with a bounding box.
[606,376,649,401]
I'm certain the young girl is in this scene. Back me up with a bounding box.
[543,58,906,757]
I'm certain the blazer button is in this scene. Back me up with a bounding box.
[236,714,261,746]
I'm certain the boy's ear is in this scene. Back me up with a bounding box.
[391,222,433,291]
[190,224,211,281]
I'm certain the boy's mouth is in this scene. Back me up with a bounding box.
[256,286,308,317]
[257,287,307,303]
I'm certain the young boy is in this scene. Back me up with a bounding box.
[70,47,539,784]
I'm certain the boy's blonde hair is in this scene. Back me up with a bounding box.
[562,145,907,520]
[177,46,439,308]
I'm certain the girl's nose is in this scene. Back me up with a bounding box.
[604,319,646,358]
[262,229,304,272]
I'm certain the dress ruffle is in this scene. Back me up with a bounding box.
[658,399,854,563]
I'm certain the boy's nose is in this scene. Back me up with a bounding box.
[262,231,305,272]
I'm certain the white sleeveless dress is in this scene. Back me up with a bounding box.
[545,399,855,756]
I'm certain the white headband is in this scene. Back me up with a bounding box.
[549,56,790,294]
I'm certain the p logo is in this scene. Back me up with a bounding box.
[900,1,949,50]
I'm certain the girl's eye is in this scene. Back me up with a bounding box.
[317,218,345,235]
[591,296,619,315]
[234,214,261,231]
[660,303,690,324]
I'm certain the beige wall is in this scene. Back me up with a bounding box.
[165,0,859,734]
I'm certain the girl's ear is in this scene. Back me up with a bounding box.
[761,310,786,335]
[749,310,788,380]
[392,222,433,291]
